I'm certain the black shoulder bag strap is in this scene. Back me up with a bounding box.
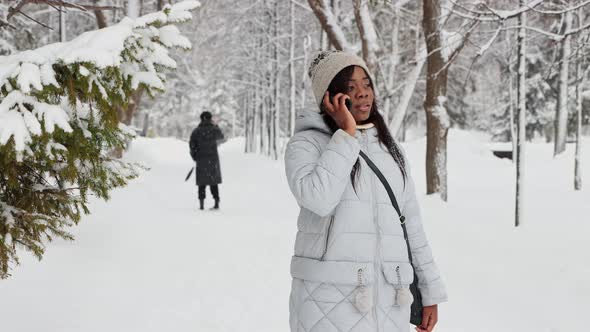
[358,150,424,326]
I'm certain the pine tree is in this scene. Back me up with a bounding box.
[0,1,201,279]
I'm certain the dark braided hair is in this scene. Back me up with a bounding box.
[319,65,407,193]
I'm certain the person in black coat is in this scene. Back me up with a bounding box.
[189,111,225,210]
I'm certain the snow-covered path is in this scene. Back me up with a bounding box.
[1,132,588,332]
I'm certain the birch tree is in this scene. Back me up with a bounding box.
[574,51,584,191]
[515,0,527,227]
[555,10,573,156]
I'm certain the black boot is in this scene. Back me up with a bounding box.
[199,199,204,210]
[212,199,219,210]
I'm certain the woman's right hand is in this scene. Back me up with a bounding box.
[322,92,356,137]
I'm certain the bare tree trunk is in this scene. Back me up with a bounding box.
[389,14,426,138]
[555,11,573,156]
[575,17,584,190]
[253,75,261,153]
[574,62,583,190]
[422,0,450,201]
[515,2,527,227]
[141,112,149,137]
[59,4,66,42]
[127,0,139,18]
[260,94,265,154]
[383,5,400,125]
[272,0,280,160]
[232,104,236,138]
[265,95,271,155]
[353,0,379,73]
[289,0,297,137]
[307,0,352,52]
[93,0,108,28]
[245,90,251,152]
[508,48,516,162]
[123,87,144,125]
[389,49,426,138]
[300,35,311,113]
[251,30,262,153]
[320,30,327,50]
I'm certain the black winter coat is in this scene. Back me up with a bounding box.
[189,121,224,186]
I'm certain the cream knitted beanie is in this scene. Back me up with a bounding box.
[308,51,373,110]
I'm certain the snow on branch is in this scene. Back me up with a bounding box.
[13,0,120,14]
[354,0,380,71]
[5,0,121,25]
[450,0,590,56]
[447,0,544,22]
[449,0,590,24]
[307,0,354,53]
[0,0,201,158]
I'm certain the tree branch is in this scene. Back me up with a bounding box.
[529,0,590,15]
[307,0,353,52]
[9,6,53,29]
[7,0,120,21]
[447,0,543,21]
[0,17,17,29]
[33,0,120,12]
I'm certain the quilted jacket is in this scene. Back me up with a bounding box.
[284,110,448,332]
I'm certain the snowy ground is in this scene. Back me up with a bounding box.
[1,130,588,332]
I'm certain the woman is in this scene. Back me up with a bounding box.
[284,51,447,332]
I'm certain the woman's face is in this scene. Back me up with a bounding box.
[347,66,374,124]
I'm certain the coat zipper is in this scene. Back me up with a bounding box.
[320,215,335,261]
[363,129,382,331]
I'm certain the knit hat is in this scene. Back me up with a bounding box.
[308,50,373,110]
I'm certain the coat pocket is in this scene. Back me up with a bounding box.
[319,215,335,261]
[382,261,415,307]
[290,256,375,314]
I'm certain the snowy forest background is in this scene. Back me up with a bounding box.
[3,2,590,184]
[2,0,590,268]
[1,1,589,331]
[5,1,589,145]
[6,0,588,179]
[2,0,590,269]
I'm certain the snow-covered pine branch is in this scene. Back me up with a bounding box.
[0,0,200,279]
[0,1,198,158]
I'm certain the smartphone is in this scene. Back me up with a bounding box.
[329,93,352,111]
[345,99,352,111]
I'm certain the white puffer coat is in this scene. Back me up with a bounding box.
[284,110,448,332]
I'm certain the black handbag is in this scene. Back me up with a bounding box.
[359,150,424,326]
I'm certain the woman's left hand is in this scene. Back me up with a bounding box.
[415,305,438,332]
